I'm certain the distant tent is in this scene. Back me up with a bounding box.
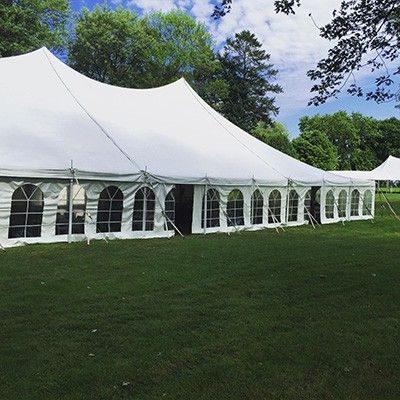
[0,48,374,248]
[332,156,400,181]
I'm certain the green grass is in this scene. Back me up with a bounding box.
[1,196,400,400]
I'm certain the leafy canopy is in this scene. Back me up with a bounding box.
[219,30,282,132]
[213,0,400,107]
[68,7,227,108]
[292,130,338,170]
[0,0,69,57]
[252,122,296,157]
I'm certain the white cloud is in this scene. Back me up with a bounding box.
[205,0,343,116]
[128,0,176,12]
[118,0,354,116]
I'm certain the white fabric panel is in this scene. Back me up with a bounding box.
[191,184,312,234]
[0,179,174,248]
[0,48,371,188]
[331,156,400,182]
[319,185,375,224]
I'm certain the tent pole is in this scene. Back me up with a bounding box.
[68,178,74,244]
[203,180,208,235]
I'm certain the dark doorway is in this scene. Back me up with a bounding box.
[174,185,194,234]
[309,186,321,223]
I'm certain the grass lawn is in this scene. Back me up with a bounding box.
[1,195,400,400]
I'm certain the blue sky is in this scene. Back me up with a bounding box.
[70,0,398,137]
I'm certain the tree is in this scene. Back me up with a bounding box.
[252,122,296,157]
[219,30,282,132]
[299,112,360,170]
[143,11,229,109]
[68,6,150,87]
[292,130,338,170]
[68,8,227,109]
[0,0,69,57]
[213,0,400,106]
[376,117,400,161]
[351,113,381,169]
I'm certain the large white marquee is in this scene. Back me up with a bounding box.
[0,48,374,248]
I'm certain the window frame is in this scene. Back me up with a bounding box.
[96,186,124,233]
[226,189,244,227]
[55,184,86,236]
[251,189,264,225]
[132,186,156,232]
[201,188,220,229]
[8,184,44,239]
[325,190,335,219]
[287,189,299,223]
[268,190,282,224]
[350,189,360,217]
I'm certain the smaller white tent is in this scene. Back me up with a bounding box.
[332,156,400,181]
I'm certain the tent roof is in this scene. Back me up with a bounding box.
[332,156,400,182]
[0,48,370,186]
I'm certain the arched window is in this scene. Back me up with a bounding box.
[251,189,263,225]
[304,189,312,221]
[288,190,299,222]
[164,189,176,230]
[350,189,360,216]
[9,184,44,239]
[325,190,335,219]
[55,185,86,235]
[268,190,281,223]
[201,188,220,228]
[338,190,347,218]
[132,187,156,231]
[363,190,373,216]
[96,186,123,233]
[227,189,244,227]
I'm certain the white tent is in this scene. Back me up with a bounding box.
[0,48,374,248]
[332,156,400,181]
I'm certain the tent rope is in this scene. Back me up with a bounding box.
[43,49,143,173]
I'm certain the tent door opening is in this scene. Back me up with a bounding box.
[174,185,194,234]
[310,186,321,223]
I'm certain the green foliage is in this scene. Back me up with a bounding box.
[219,30,282,132]
[253,122,296,157]
[300,112,360,170]
[68,7,228,108]
[214,0,400,106]
[68,6,149,86]
[292,130,338,170]
[0,0,69,57]
[376,118,400,160]
[299,112,400,170]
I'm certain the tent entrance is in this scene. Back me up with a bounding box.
[173,185,194,234]
[310,186,321,223]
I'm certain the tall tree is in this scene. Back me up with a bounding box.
[214,0,400,107]
[299,112,360,170]
[68,7,227,108]
[0,0,69,57]
[68,6,149,87]
[292,130,338,170]
[377,118,400,161]
[143,11,229,108]
[252,122,296,157]
[219,30,282,132]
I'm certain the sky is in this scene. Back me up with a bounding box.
[70,0,398,137]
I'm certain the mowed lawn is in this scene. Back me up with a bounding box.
[1,196,400,400]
